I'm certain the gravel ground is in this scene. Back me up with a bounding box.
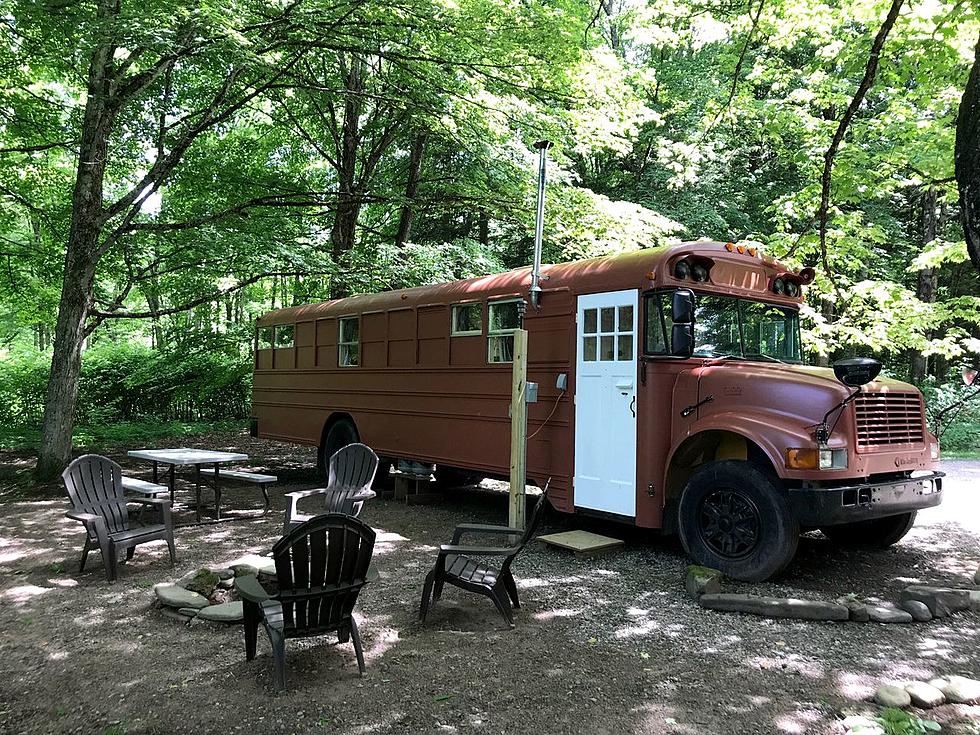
[1,436,979,735]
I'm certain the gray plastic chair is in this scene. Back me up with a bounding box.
[236,513,377,689]
[62,454,176,582]
[284,443,379,531]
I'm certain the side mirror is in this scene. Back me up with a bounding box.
[672,288,694,324]
[671,323,694,358]
[964,366,979,387]
[833,357,882,387]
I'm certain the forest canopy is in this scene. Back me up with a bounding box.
[0,0,979,472]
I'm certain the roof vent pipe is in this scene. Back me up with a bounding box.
[530,140,552,310]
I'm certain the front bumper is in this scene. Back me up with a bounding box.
[788,471,944,526]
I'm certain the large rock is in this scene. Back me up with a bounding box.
[844,601,870,622]
[904,681,945,709]
[160,607,194,624]
[214,568,234,580]
[841,715,883,735]
[154,582,209,609]
[875,685,911,708]
[196,601,244,623]
[230,554,276,579]
[901,600,932,622]
[698,594,849,621]
[928,675,980,704]
[969,590,980,612]
[177,568,219,597]
[901,586,971,618]
[867,606,913,624]
[685,565,723,600]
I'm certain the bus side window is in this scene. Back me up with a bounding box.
[339,317,359,367]
[451,303,483,335]
[257,325,275,350]
[274,324,294,348]
[488,299,522,363]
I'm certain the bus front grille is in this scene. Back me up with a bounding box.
[854,392,925,448]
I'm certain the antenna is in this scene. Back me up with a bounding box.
[530,140,552,310]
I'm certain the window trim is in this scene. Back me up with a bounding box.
[338,315,360,368]
[450,302,484,336]
[487,297,523,364]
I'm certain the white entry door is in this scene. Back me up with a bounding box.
[573,289,638,517]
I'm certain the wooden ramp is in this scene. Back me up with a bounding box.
[536,530,624,557]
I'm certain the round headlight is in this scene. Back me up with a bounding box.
[674,260,691,279]
[692,264,709,282]
[786,281,799,297]
[773,278,785,295]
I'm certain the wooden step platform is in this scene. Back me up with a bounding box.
[536,530,625,557]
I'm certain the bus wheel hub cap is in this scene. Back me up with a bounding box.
[699,489,761,559]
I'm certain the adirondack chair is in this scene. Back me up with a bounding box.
[62,454,176,582]
[419,481,549,627]
[283,443,379,531]
[236,513,377,690]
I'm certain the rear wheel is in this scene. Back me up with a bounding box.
[678,460,799,582]
[820,512,916,548]
[318,418,358,479]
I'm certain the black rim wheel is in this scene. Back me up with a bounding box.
[698,488,762,560]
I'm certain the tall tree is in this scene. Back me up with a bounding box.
[957,34,980,272]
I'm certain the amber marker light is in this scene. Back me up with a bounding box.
[785,448,820,469]
[646,271,655,280]
[724,242,735,252]
[748,247,757,256]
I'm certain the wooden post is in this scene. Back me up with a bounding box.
[509,328,529,529]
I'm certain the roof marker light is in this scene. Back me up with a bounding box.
[748,247,757,256]
[725,243,735,252]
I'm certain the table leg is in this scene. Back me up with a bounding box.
[168,464,175,507]
[152,461,158,484]
[213,464,221,521]
[195,465,202,523]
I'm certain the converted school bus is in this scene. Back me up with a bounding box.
[253,241,944,580]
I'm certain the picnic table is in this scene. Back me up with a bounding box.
[126,448,265,522]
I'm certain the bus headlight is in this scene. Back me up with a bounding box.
[930,441,940,460]
[786,447,848,470]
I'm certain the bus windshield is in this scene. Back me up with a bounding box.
[645,292,803,363]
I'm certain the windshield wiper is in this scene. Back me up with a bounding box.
[704,352,787,365]
[744,352,787,364]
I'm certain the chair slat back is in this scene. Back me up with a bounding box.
[272,514,375,633]
[327,443,378,492]
[62,454,129,534]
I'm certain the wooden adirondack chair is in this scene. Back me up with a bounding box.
[236,513,377,690]
[62,454,176,582]
[283,443,379,531]
[419,481,550,627]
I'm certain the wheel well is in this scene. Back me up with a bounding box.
[320,412,358,449]
[662,430,777,533]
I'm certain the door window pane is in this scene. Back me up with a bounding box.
[600,335,615,361]
[584,308,597,334]
[600,307,615,333]
[617,335,633,361]
[618,305,633,332]
[583,336,597,361]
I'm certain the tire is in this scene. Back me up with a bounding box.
[318,418,359,479]
[678,460,799,582]
[820,511,916,548]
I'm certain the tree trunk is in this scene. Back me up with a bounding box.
[479,210,489,246]
[36,15,117,480]
[910,188,939,385]
[329,55,364,271]
[394,132,426,248]
[956,34,980,272]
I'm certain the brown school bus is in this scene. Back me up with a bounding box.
[252,241,943,580]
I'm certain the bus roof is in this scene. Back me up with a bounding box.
[258,240,802,325]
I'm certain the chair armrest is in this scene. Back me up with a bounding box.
[285,488,329,501]
[439,544,520,556]
[234,574,271,603]
[66,510,103,524]
[451,523,523,544]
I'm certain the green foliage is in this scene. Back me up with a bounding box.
[875,708,940,735]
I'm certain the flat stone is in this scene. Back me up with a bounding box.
[845,601,870,622]
[177,568,219,597]
[196,601,244,623]
[969,590,980,612]
[217,578,234,590]
[841,715,883,735]
[928,675,980,704]
[154,582,209,609]
[901,600,932,622]
[685,565,723,600]
[698,594,849,621]
[901,585,971,618]
[231,563,259,578]
[867,606,913,624]
[177,607,200,618]
[975,564,980,586]
[875,685,911,708]
[904,681,945,709]
[229,554,276,578]
[160,607,193,624]
[214,568,234,580]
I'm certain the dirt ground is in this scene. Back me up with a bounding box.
[1,434,979,735]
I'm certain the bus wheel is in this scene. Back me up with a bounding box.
[820,512,916,548]
[318,418,359,479]
[678,460,799,582]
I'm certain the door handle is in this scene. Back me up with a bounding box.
[629,395,636,418]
